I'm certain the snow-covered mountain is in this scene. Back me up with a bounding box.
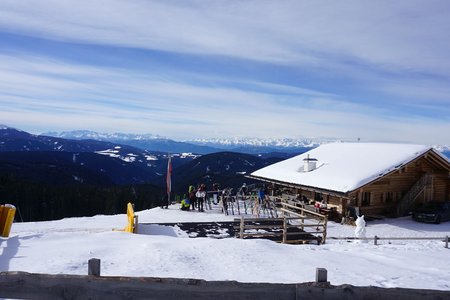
[44,130,165,141]
[29,127,450,157]
[44,130,331,154]
[433,144,450,152]
[43,130,222,154]
[185,137,338,149]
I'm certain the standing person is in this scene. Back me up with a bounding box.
[165,153,172,209]
[196,183,206,212]
[221,188,229,215]
[314,201,321,213]
[258,185,266,203]
[239,183,247,199]
[160,194,169,209]
[188,185,197,211]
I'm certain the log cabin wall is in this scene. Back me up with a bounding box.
[433,172,450,201]
[348,153,450,216]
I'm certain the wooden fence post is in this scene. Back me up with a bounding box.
[445,236,449,249]
[134,215,139,234]
[301,207,305,231]
[239,216,244,239]
[315,268,328,283]
[282,217,287,244]
[88,258,101,276]
[374,235,378,246]
[322,217,328,244]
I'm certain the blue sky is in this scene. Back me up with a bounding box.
[1,0,450,144]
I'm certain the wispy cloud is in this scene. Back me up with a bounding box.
[0,1,449,144]
[1,1,450,73]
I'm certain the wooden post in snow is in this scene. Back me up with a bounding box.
[88,258,101,277]
[239,216,244,239]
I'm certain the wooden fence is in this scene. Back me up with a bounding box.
[2,263,450,300]
[236,216,325,244]
[330,236,449,248]
[278,199,328,244]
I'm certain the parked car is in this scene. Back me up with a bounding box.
[412,201,450,224]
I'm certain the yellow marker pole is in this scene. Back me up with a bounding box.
[125,202,135,233]
[0,206,4,233]
[0,204,16,237]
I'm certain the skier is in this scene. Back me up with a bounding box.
[239,183,248,214]
[196,183,206,212]
[239,183,248,198]
[188,185,197,211]
[160,194,169,209]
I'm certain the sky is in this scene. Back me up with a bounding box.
[3,205,450,291]
[0,0,450,144]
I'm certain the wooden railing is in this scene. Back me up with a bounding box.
[279,199,328,244]
[234,196,328,244]
[396,173,432,216]
[235,216,324,244]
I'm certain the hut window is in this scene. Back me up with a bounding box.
[314,192,323,201]
[385,192,394,203]
[362,192,371,206]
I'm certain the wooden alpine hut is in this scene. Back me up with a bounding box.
[248,143,450,218]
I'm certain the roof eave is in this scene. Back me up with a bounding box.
[246,174,348,198]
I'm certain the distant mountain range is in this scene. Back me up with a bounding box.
[186,137,323,150]
[43,130,224,154]
[43,129,450,156]
[43,130,321,154]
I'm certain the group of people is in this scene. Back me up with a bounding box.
[180,183,220,212]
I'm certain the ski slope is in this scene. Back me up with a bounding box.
[1,205,450,291]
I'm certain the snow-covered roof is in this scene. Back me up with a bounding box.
[251,143,434,193]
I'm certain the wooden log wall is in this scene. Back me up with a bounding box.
[348,154,450,216]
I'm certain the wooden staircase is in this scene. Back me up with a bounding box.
[396,173,432,216]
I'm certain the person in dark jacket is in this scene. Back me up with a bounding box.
[188,185,197,211]
[160,194,169,209]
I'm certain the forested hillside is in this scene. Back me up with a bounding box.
[0,174,163,222]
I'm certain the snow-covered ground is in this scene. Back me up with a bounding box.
[1,205,450,291]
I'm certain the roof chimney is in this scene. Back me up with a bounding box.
[303,154,318,172]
